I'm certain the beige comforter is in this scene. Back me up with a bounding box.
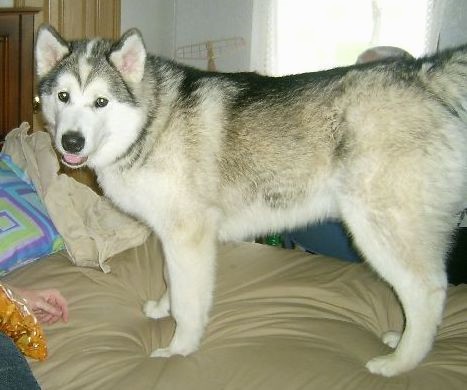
[5,235,467,390]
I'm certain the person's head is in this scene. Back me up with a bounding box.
[356,46,414,64]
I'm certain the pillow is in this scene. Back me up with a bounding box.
[3,123,151,273]
[0,153,64,276]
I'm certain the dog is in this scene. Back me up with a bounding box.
[35,24,467,377]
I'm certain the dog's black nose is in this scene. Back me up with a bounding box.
[61,131,85,153]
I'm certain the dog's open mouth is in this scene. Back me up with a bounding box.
[62,153,88,168]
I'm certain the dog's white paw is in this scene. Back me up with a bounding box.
[144,299,170,319]
[150,347,176,358]
[366,353,411,377]
[150,330,201,358]
[150,343,196,358]
[382,331,401,349]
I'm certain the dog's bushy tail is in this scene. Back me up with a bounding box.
[422,44,467,116]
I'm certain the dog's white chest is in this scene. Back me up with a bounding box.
[97,168,169,229]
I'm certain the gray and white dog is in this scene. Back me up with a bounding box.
[35,24,467,376]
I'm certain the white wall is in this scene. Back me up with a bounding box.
[438,0,467,50]
[121,0,253,72]
[174,0,253,71]
[121,0,176,59]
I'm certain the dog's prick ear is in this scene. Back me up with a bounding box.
[109,29,146,83]
[35,24,69,77]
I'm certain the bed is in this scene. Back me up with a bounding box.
[3,234,467,390]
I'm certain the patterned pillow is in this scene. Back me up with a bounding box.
[0,153,64,276]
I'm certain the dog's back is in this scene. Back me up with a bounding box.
[213,50,467,241]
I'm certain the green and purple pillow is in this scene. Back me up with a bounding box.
[0,153,64,276]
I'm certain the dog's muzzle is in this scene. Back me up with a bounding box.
[61,131,88,167]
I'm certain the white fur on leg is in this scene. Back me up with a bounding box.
[366,353,406,377]
[382,331,401,349]
[365,275,447,376]
[144,292,170,319]
[341,195,449,377]
[150,323,202,357]
[149,223,217,358]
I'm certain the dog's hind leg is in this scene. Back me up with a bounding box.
[341,200,450,377]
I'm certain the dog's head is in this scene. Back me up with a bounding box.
[35,25,147,169]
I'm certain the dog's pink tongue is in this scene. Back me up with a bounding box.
[63,154,85,165]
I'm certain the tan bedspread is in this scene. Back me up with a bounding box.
[5,235,467,390]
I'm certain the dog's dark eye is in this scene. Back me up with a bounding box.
[95,97,108,108]
[58,91,69,103]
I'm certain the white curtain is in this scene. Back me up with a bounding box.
[425,0,448,53]
[250,0,278,75]
[250,0,447,76]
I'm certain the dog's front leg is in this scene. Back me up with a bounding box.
[150,223,217,358]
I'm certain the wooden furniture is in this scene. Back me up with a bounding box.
[0,1,121,142]
[13,0,121,41]
[0,7,40,142]
[44,0,121,40]
[1,1,120,189]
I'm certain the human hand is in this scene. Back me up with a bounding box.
[13,288,69,325]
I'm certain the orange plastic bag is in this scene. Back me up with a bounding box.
[0,283,47,360]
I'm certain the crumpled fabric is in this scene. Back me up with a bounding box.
[3,123,150,273]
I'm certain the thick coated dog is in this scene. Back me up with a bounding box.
[35,24,467,376]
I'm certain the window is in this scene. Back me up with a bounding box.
[251,0,443,75]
